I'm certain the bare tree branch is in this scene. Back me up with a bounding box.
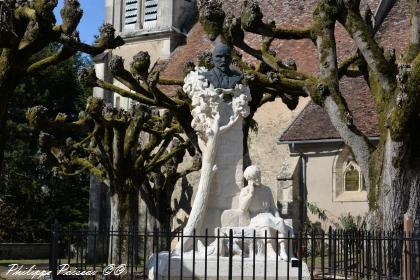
[26,46,75,74]
[158,78,184,86]
[410,0,420,45]
[245,69,309,97]
[57,24,124,56]
[96,79,157,106]
[338,53,363,78]
[312,0,373,190]
[240,1,314,40]
[338,3,396,92]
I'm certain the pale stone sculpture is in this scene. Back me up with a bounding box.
[220,165,291,260]
[147,45,309,280]
[176,65,251,253]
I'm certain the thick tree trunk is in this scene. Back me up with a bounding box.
[0,50,20,176]
[0,93,8,175]
[155,210,172,251]
[367,129,420,275]
[375,131,420,233]
[108,189,139,265]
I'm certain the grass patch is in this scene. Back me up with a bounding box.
[0,259,49,266]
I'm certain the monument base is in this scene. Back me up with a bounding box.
[147,252,310,280]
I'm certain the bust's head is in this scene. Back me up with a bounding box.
[212,43,232,73]
[202,43,242,89]
[244,165,261,186]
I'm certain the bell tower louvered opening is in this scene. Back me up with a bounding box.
[124,0,139,30]
[143,0,158,29]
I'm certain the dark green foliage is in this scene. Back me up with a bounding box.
[307,202,327,222]
[337,213,366,231]
[11,44,91,118]
[0,45,91,242]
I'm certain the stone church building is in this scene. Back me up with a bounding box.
[91,0,408,232]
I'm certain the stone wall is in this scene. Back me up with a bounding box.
[288,143,369,230]
[248,99,308,202]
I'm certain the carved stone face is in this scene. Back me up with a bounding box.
[244,165,262,186]
[212,44,232,72]
[202,43,243,89]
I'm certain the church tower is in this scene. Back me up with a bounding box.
[93,0,196,109]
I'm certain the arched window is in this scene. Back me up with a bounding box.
[343,161,363,191]
[333,146,367,201]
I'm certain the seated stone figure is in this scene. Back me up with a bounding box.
[220,165,290,260]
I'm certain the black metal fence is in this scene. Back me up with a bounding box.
[49,222,420,280]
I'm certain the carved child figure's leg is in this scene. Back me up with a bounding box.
[261,228,278,259]
[224,238,243,256]
[275,218,290,261]
[249,238,254,258]
[277,232,288,261]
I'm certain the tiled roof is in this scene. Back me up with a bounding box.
[161,0,323,80]
[161,24,213,80]
[279,76,380,142]
[159,0,408,142]
[279,0,408,142]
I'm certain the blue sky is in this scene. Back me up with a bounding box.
[54,0,104,44]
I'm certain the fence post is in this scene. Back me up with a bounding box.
[229,229,233,280]
[49,219,59,280]
[298,232,303,280]
[328,226,332,275]
[403,213,413,280]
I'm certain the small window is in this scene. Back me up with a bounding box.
[123,0,159,31]
[143,0,158,29]
[115,96,121,109]
[333,146,367,202]
[124,0,139,30]
[343,161,361,191]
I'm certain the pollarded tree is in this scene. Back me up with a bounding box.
[0,0,123,174]
[27,47,204,257]
[27,94,199,261]
[197,0,420,233]
[81,52,203,230]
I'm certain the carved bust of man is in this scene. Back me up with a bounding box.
[203,43,243,89]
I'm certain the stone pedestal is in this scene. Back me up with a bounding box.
[148,252,310,280]
[277,160,300,219]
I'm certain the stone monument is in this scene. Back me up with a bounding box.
[220,165,291,260]
[147,43,309,280]
[175,43,250,253]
